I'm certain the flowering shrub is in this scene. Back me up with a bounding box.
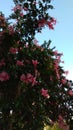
[0,0,73,130]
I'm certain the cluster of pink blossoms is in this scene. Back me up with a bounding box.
[16,60,24,66]
[41,88,50,98]
[32,59,39,68]
[9,47,18,54]
[38,17,56,30]
[0,71,9,81]
[12,5,22,12]
[20,73,37,86]
[12,4,28,18]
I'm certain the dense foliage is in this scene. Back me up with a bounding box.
[0,0,73,130]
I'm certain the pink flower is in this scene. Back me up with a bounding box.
[68,90,73,96]
[20,73,37,86]
[51,17,56,25]
[46,18,56,29]
[53,50,58,56]
[0,71,9,81]
[20,74,26,82]
[26,73,37,86]
[47,21,54,29]
[31,77,37,86]
[39,17,56,30]
[26,73,33,81]
[32,60,39,68]
[41,88,50,98]
[16,60,24,66]
[9,47,18,54]
[12,5,22,12]
[38,18,46,28]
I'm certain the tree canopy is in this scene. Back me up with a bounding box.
[0,0,73,130]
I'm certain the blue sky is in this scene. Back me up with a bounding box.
[0,0,73,80]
